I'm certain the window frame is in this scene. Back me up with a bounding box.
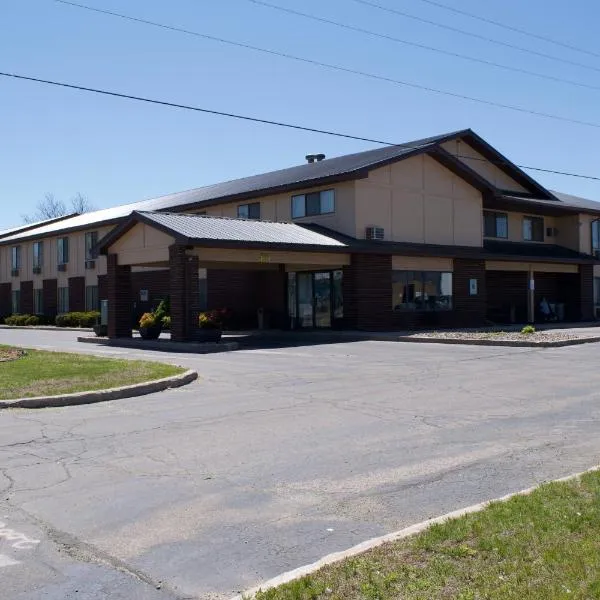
[57,236,69,265]
[11,246,21,270]
[85,285,99,312]
[392,270,454,312]
[237,202,261,220]
[57,287,69,314]
[592,220,600,254]
[85,231,99,260]
[33,288,43,315]
[11,290,20,315]
[483,210,508,239]
[522,216,544,242]
[291,189,335,219]
[32,241,44,268]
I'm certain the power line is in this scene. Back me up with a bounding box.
[246,0,600,93]
[350,0,600,75]
[416,0,600,60]
[2,70,600,182]
[44,0,600,130]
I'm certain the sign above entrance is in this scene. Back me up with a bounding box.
[259,254,271,264]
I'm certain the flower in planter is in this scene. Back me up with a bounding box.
[198,310,222,330]
[139,312,158,329]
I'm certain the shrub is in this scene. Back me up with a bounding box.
[521,325,536,335]
[24,315,40,326]
[5,314,31,326]
[161,315,171,330]
[55,311,100,328]
[199,308,231,329]
[139,312,158,329]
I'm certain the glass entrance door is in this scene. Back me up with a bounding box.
[314,272,332,328]
[297,272,314,328]
[288,270,342,329]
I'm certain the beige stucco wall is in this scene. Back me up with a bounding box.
[109,223,174,265]
[486,261,578,273]
[392,256,453,271]
[441,140,528,193]
[0,226,111,290]
[355,154,483,246]
[189,181,357,238]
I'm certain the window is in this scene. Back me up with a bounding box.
[85,286,99,311]
[237,202,260,219]
[11,290,20,314]
[10,246,21,271]
[595,277,600,307]
[592,220,600,255]
[33,241,44,269]
[34,289,43,314]
[523,216,544,242]
[57,237,69,264]
[392,271,453,311]
[291,189,335,218]
[483,211,508,239]
[85,231,99,260]
[57,287,69,314]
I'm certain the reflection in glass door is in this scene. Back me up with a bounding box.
[314,272,332,328]
[297,272,314,328]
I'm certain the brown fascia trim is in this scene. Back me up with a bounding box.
[485,195,584,217]
[428,147,496,194]
[461,131,554,199]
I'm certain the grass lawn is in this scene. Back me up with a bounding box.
[0,345,185,399]
[254,471,600,600]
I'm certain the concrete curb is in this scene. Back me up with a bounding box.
[234,465,600,600]
[77,336,239,353]
[390,335,600,348]
[0,325,93,333]
[0,369,198,410]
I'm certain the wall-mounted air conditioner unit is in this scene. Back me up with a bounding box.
[365,226,384,241]
[85,260,96,270]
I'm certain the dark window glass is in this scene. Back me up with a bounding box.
[305,192,321,216]
[33,242,43,268]
[57,237,69,264]
[291,195,305,218]
[392,271,453,311]
[592,221,600,252]
[483,211,508,238]
[237,203,261,219]
[11,290,20,314]
[85,231,99,260]
[523,216,544,242]
[11,246,20,270]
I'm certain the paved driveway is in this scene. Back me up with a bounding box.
[1,329,600,599]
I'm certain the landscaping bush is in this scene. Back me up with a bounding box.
[24,315,40,326]
[5,314,32,326]
[55,311,100,328]
[521,325,536,335]
[161,315,171,330]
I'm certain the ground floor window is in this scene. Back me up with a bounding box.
[57,287,69,313]
[199,275,208,311]
[287,270,343,328]
[11,290,20,314]
[392,271,453,311]
[34,289,43,314]
[85,285,98,311]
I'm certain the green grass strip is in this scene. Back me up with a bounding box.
[254,471,600,600]
[0,345,185,399]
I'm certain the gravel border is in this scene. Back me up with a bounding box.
[77,336,239,353]
[394,335,600,348]
[0,369,198,410]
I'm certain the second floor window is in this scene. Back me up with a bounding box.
[237,202,260,219]
[11,246,21,271]
[483,211,508,239]
[592,220,600,254]
[291,189,335,219]
[85,231,98,260]
[57,237,69,264]
[523,216,544,242]
[33,241,44,269]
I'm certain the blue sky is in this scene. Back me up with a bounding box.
[2,0,600,228]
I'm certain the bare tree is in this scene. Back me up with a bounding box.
[22,193,95,223]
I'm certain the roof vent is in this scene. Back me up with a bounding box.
[306,153,326,163]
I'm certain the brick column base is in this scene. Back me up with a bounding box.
[170,246,202,342]
[107,254,132,338]
[453,259,487,327]
[343,254,392,331]
[580,264,594,321]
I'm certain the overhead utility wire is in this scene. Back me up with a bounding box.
[2,71,600,182]
[416,0,600,60]
[46,0,600,130]
[246,0,600,92]
[350,0,600,74]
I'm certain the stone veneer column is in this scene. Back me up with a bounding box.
[107,254,132,338]
[579,264,594,321]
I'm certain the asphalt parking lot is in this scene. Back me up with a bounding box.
[2,329,600,599]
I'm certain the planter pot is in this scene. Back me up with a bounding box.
[197,328,222,343]
[139,324,162,340]
[93,324,108,337]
